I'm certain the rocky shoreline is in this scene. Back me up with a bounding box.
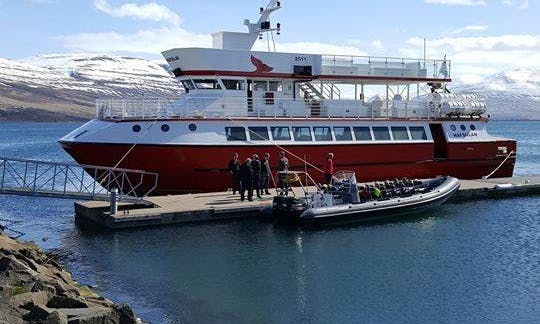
[0,230,141,324]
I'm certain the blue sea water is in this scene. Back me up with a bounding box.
[0,121,538,323]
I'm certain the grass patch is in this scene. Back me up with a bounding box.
[10,285,29,296]
[73,282,98,298]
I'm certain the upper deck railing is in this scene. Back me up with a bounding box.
[321,55,450,80]
[96,94,485,121]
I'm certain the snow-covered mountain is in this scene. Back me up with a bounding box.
[0,54,539,120]
[456,68,540,120]
[0,54,182,120]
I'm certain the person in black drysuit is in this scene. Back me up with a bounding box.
[240,157,254,201]
[228,152,240,194]
[278,151,289,196]
[251,154,262,199]
[260,153,271,195]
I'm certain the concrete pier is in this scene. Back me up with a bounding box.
[75,176,540,230]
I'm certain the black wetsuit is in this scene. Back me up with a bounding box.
[239,162,254,201]
[251,158,261,197]
[228,159,240,194]
[261,158,271,194]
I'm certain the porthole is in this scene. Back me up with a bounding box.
[450,125,456,131]
[470,124,476,130]
[132,125,141,133]
[460,125,466,131]
[161,124,170,132]
[188,123,197,132]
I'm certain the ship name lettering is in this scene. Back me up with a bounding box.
[452,132,478,138]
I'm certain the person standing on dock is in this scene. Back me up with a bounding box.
[240,157,254,201]
[278,151,289,195]
[251,154,262,199]
[261,153,271,195]
[228,153,240,194]
[324,153,334,184]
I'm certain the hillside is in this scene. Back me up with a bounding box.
[455,68,540,120]
[0,54,182,121]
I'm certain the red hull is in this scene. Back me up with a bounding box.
[60,140,516,195]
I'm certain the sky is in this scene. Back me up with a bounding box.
[0,0,538,84]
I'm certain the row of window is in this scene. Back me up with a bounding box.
[181,79,284,92]
[225,126,428,142]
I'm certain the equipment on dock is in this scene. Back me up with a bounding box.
[271,171,460,225]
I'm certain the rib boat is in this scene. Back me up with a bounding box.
[59,0,516,195]
[271,171,460,225]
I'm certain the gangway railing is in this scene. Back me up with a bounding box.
[0,157,159,202]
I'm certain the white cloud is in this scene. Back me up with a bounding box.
[424,0,487,6]
[451,24,488,34]
[94,0,180,26]
[401,34,540,84]
[371,40,384,50]
[56,27,211,56]
[502,0,529,10]
[58,25,368,58]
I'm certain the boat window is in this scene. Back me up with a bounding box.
[225,127,246,141]
[254,81,268,91]
[409,126,427,140]
[181,79,195,91]
[334,127,352,141]
[313,127,333,141]
[271,127,291,141]
[391,126,410,140]
[222,79,245,90]
[373,127,391,140]
[293,127,312,141]
[193,79,222,90]
[248,127,269,141]
[353,127,372,140]
[269,81,283,92]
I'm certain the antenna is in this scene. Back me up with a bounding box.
[212,0,282,50]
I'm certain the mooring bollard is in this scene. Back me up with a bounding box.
[110,188,118,215]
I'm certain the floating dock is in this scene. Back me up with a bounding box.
[75,175,540,230]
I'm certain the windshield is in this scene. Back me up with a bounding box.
[332,171,357,185]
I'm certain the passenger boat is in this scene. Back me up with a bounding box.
[271,171,460,225]
[58,0,516,195]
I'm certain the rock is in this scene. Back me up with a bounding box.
[54,270,72,284]
[0,255,28,273]
[114,304,137,324]
[22,304,53,322]
[10,290,50,310]
[58,306,118,324]
[1,233,141,323]
[43,310,69,324]
[47,295,89,309]
[32,280,58,295]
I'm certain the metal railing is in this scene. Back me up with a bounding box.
[0,157,159,202]
[321,55,450,79]
[96,94,485,121]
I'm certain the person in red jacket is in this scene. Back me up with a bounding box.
[324,152,334,184]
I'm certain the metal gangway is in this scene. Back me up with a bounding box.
[0,156,159,202]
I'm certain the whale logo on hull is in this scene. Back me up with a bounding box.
[250,55,274,73]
